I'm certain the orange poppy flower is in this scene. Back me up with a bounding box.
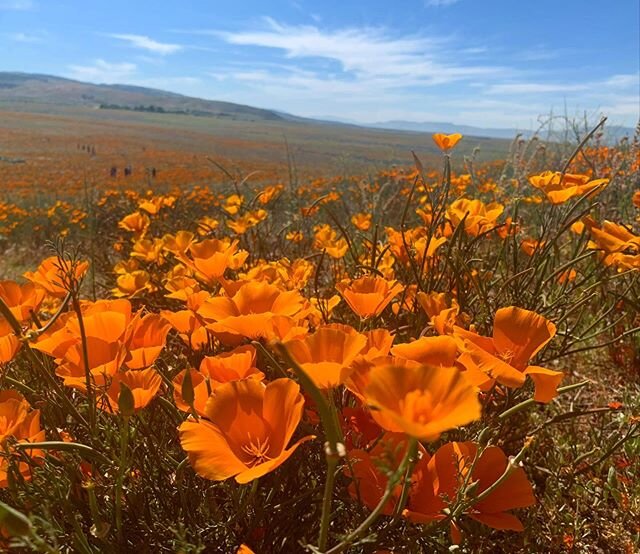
[529,171,608,204]
[390,336,458,366]
[180,239,248,285]
[284,324,367,389]
[124,314,171,370]
[405,441,535,532]
[0,320,20,364]
[313,224,349,259]
[416,291,462,335]
[0,391,45,488]
[118,211,150,236]
[173,368,210,414]
[347,433,413,515]
[198,281,306,342]
[363,363,481,440]
[585,218,640,271]
[0,281,45,323]
[179,378,314,483]
[24,256,89,297]
[336,275,404,319]
[447,199,504,237]
[454,306,563,402]
[432,133,462,152]
[101,368,163,413]
[200,345,264,387]
[161,309,209,350]
[113,270,153,298]
[351,213,372,231]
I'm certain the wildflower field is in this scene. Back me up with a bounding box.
[0,117,639,553]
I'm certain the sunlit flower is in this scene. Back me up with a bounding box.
[432,133,462,152]
[455,306,563,402]
[337,275,403,319]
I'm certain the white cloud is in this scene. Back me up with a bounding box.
[0,0,35,10]
[3,31,42,42]
[67,59,137,83]
[108,34,183,55]
[215,18,503,85]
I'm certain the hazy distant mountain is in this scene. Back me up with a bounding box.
[0,72,286,122]
[0,72,635,142]
[369,120,636,142]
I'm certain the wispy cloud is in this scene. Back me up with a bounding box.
[108,33,183,55]
[214,18,503,85]
[67,59,137,83]
[0,0,35,9]
[3,31,43,42]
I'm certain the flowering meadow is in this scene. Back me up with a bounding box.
[0,123,639,553]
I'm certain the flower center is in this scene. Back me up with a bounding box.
[241,433,273,466]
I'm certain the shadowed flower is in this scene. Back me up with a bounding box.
[405,441,535,533]
[337,275,403,319]
[0,391,45,488]
[179,378,314,483]
[101,368,163,413]
[0,320,20,364]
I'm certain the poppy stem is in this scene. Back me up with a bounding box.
[324,437,417,554]
[498,379,590,420]
[115,416,130,542]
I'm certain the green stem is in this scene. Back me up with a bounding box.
[115,416,130,541]
[498,379,590,420]
[325,438,417,554]
[318,456,338,551]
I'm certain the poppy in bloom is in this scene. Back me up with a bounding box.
[404,441,535,532]
[124,314,172,370]
[391,335,458,367]
[118,211,150,236]
[454,306,563,403]
[313,224,349,259]
[0,391,45,488]
[528,171,608,204]
[200,344,265,388]
[161,308,209,350]
[179,378,314,483]
[363,363,481,440]
[416,291,463,336]
[198,280,307,342]
[24,256,89,297]
[447,199,504,237]
[347,433,414,515]
[432,133,462,152]
[173,368,210,415]
[101,368,163,414]
[284,324,367,388]
[0,320,20,364]
[336,275,404,319]
[178,238,248,285]
[0,281,45,323]
[584,218,640,271]
[351,213,372,231]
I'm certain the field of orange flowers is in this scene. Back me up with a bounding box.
[0,122,639,553]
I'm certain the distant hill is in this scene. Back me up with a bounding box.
[0,72,634,142]
[370,120,636,142]
[0,72,286,122]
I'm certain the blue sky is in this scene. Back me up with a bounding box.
[1,0,638,128]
